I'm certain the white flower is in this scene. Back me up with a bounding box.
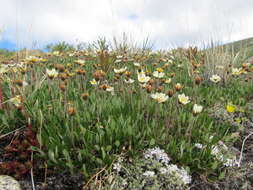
[90,79,99,86]
[124,78,135,84]
[52,51,60,56]
[133,62,141,67]
[0,65,8,74]
[114,59,121,64]
[116,55,123,59]
[22,81,28,87]
[106,86,114,92]
[137,73,150,83]
[113,163,121,172]
[151,93,168,103]
[144,147,171,165]
[164,78,172,84]
[143,171,155,177]
[9,95,22,107]
[26,56,39,62]
[194,143,204,149]
[231,68,242,76]
[178,94,190,105]
[210,74,221,83]
[167,60,173,64]
[139,83,148,88]
[193,104,203,115]
[216,65,224,69]
[114,67,127,74]
[153,71,165,78]
[75,59,85,65]
[46,68,58,79]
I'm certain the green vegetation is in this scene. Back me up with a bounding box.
[0,37,253,188]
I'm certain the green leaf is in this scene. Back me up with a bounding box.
[96,158,103,165]
[219,170,226,180]
[106,145,112,152]
[115,140,120,147]
[30,146,46,157]
[212,161,218,170]
[36,133,43,147]
[150,138,155,146]
[48,149,57,163]
[63,149,70,160]
[94,145,100,151]
[101,147,106,159]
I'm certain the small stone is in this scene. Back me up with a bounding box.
[0,175,21,190]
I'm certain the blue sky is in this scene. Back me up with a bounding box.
[0,0,253,50]
[0,40,16,50]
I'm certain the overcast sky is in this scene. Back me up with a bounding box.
[0,0,253,50]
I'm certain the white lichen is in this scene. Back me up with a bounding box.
[211,141,239,167]
[143,171,155,177]
[144,147,171,165]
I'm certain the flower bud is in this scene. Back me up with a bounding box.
[167,89,174,97]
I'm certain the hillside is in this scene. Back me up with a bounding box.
[223,37,253,61]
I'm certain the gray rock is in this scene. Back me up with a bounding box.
[0,175,21,190]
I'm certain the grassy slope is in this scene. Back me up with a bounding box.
[222,37,253,60]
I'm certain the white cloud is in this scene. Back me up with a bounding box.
[0,0,253,49]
